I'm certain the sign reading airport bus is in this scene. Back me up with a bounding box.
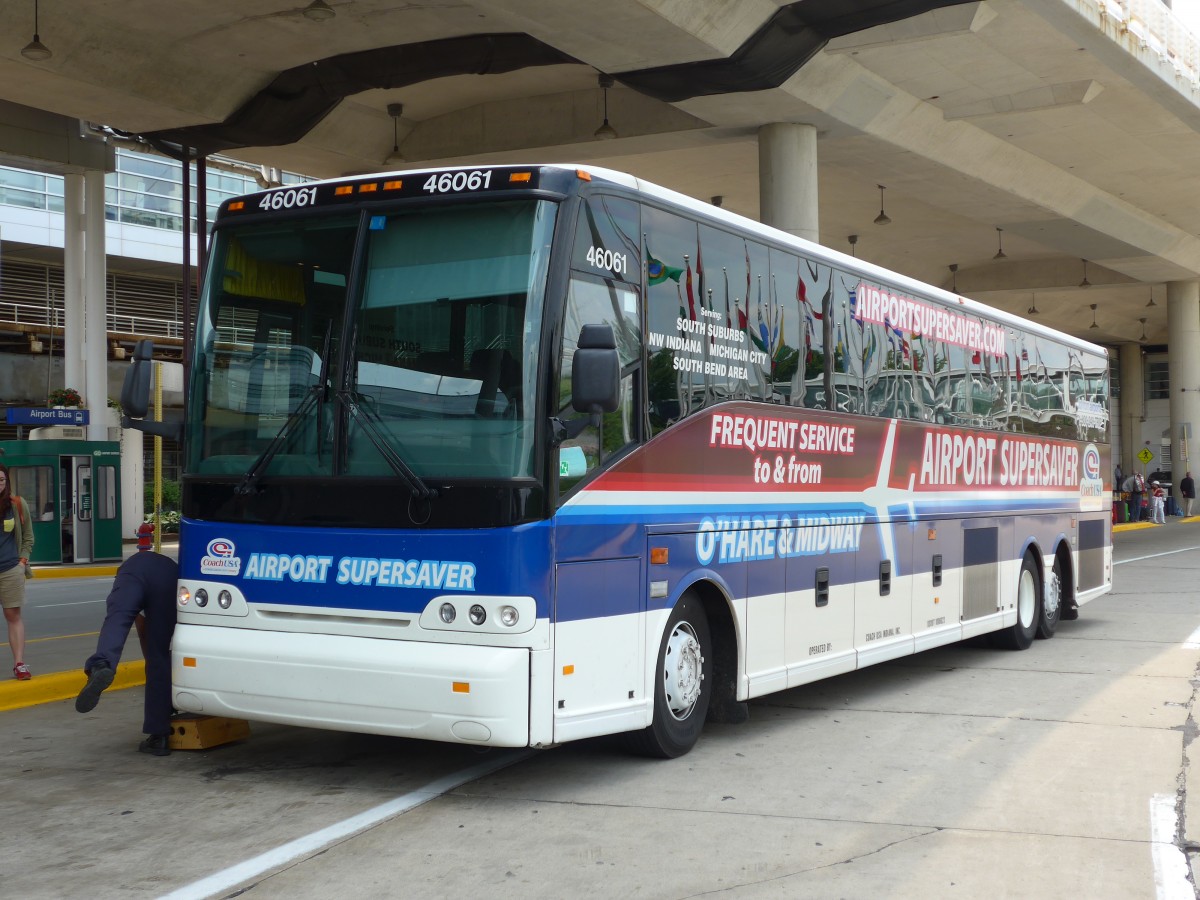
[5,407,90,426]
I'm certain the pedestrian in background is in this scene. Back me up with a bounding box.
[1151,481,1167,524]
[75,523,179,756]
[1182,471,1195,518]
[1123,472,1145,522]
[0,464,35,681]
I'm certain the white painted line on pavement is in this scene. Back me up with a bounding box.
[1150,794,1193,900]
[158,749,531,900]
[32,598,106,608]
[1114,546,1200,566]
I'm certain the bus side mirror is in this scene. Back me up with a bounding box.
[571,324,620,415]
[119,339,183,440]
[120,339,154,419]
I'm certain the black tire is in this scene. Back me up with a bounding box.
[626,593,712,758]
[1036,554,1064,639]
[993,553,1040,650]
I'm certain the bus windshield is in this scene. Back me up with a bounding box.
[187,198,557,481]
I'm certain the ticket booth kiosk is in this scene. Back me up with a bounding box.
[0,439,123,564]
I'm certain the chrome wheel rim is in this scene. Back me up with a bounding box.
[663,621,704,720]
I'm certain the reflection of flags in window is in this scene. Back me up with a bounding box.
[646,246,683,286]
[723,267,731,329]
[684,255,697,321]
[862,328,877,369]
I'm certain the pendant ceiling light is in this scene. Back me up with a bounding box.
[993,227,1007,260]
[948,263,958,292]
[848,234,858,258]
[874,185,891,225]
[1027,293,1039,316]
[1146,286,1157,308]
[593,74,618,140]
[302,0,336,21]
[21,0,52,61]
[384,103,405,166]
[1139,316,1148,342]
[1079,258,1091,288]
[1089,303,1099,329]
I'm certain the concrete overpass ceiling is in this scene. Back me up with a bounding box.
[2,0,1200,348]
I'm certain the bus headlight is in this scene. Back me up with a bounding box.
[218,590,233,610]
[469,604,487,625]
[499,605,519,627]
[439,603,456,624]
[194,589,209,608]
[178,586,190,606]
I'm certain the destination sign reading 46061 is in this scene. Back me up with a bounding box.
[222,167,543,216]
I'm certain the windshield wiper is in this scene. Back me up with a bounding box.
[234,387,321,496]
[337,390,438,501]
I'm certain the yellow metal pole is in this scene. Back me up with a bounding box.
[154,361,163,553]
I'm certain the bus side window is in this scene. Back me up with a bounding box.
[557,276,641,500]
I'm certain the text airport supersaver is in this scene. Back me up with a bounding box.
[240,552,477,590]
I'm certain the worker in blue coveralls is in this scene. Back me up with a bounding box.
[75,523,179,756]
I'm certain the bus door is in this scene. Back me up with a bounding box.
[59,455,93,563]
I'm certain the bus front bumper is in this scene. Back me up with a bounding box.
[170,624,531,747]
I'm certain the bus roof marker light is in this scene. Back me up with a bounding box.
[452,682,470,694]
[358,182,379,193]
[574,170,591,182]
[228,201,245,211]
[334,186,353,196]
[383,180,403,191]
[509,172,532,183]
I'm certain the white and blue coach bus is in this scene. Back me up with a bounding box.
[120,164,1112,757]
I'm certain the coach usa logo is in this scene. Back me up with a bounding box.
[200,537,242,575]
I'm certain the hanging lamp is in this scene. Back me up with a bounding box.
[21,0,52,61]
[593,75,618,140]
[874,185,891,225]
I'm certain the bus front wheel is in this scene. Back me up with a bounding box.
[627,593,712,758]
[994,553,1040,651]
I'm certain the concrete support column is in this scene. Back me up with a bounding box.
[62,173,84,395]
[84,170,107,441]
[757,123,818,244]
[1118,342,1144,477]
[1167,280,1200,495]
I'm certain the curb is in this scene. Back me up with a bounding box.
[31,565,119,579]
[0,660,146,712]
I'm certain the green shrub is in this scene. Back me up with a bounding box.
[144,479,181,513]
[143,510,181,533]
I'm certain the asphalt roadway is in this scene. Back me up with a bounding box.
[2,522,1200,899]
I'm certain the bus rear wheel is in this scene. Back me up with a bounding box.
[993,553,1040,651]
[626,593,712,758]
[1037,554,1064,639]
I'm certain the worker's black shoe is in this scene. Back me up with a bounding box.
[138,734,170,756]
[75,665,115,713]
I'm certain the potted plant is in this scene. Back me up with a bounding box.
[48,387,82,408]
